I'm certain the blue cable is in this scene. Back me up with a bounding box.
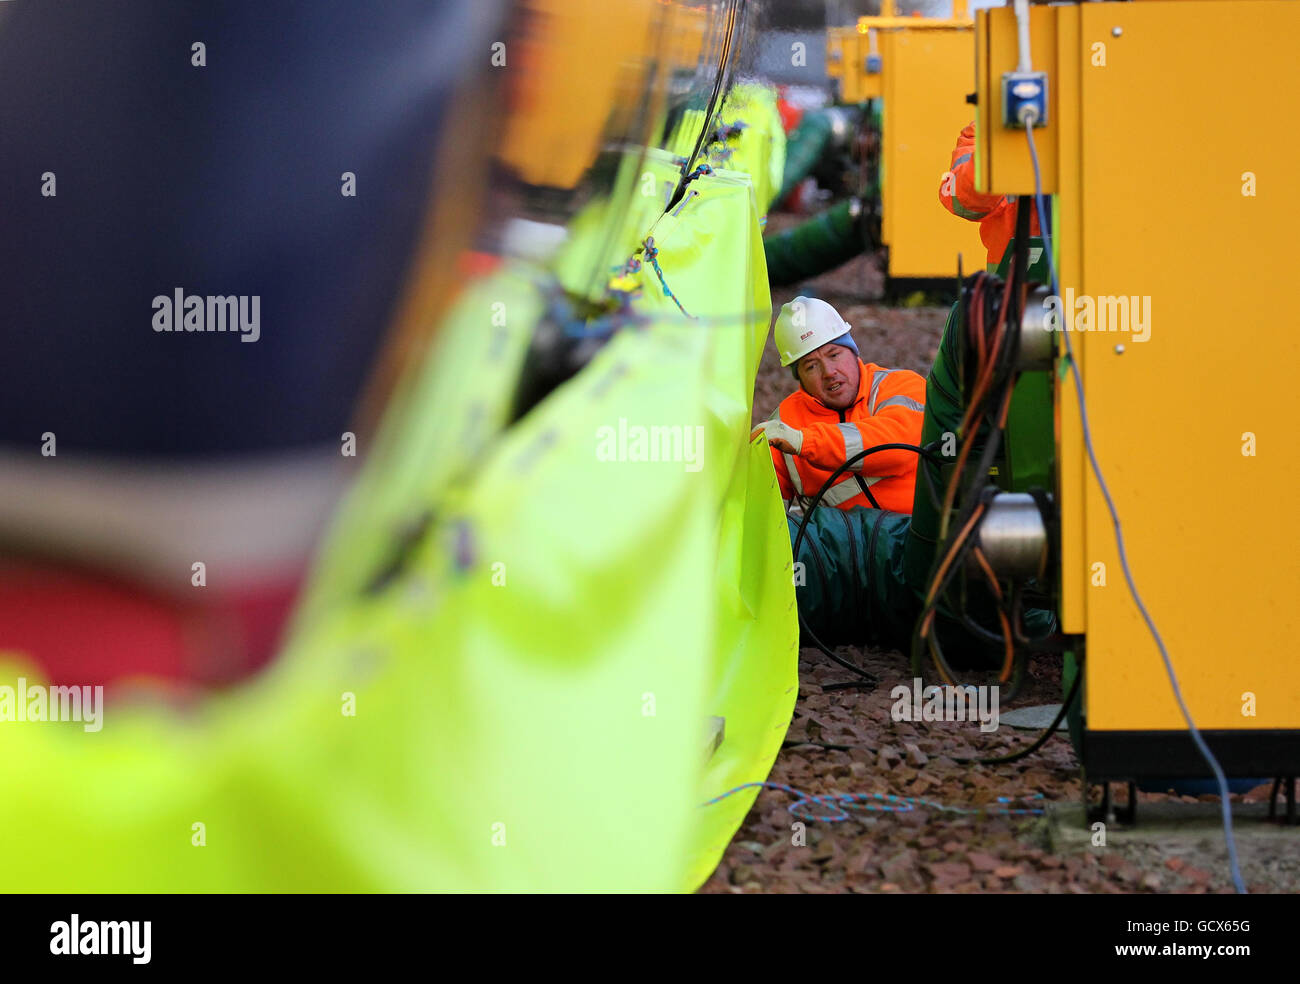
[703,781,1045,823]
[1024,120,1246,894]
[641,236,694,319]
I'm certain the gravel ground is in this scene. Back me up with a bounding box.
[704,231,1293,895]
[700,646,1287,894]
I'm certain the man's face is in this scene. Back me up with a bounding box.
[797,343,860,410]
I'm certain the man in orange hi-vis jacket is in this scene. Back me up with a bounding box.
[752,296,926,515]
[939,120,1040,270]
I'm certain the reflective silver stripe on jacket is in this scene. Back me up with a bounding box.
[875,393,924,413]
[821,473,883,507]
[775,405,884,510]
[867,368,895,415]
[838,422,865,472]
[772,407,805,502]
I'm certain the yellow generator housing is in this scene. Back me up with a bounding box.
[975,0,1300,782]
[829,1,987,283]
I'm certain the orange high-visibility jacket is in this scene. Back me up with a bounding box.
[939,121,1040,270]
[769,360,926,515]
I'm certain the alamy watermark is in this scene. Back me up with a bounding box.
[1043,289,1151,342]
[890,677,1000,733]
[152,288,261,342]
[0,677,103,732]
[50,914,150,964]
[596,417,705,472]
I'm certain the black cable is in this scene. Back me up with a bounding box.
[957,609,1010,647]
[792,442,946,579]
[782,739,860,751]
[857,478,881,510]
[791,441,946,685]
[837,409,884,509]
[919,442,946,512]
[798,513,875,687]
[822,679,873,692]
[671,0,739,208]
[795,597,874,683]
[911,261,1027,685]
[950,658,1082,765]
[785,656,1085,768]
[911,466,1003,684]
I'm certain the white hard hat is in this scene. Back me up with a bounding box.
[773,295,853,367]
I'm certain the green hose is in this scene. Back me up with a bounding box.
[789,507,915,650]
[763,198,869,287]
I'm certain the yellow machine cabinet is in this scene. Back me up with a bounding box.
[827,25,882,103]
[829,1,985,283]
[977,0,1300,780]
[878,26,985,281]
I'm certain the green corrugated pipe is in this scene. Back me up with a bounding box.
[776,110,834,205]
[764,198,868,287]
[788,508,916,650]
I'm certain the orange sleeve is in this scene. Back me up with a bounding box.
[939,121,1006,222]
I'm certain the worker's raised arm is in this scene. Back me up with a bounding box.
[939,121,1005,222]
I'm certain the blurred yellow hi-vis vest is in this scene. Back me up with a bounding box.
[0,106,795,892]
